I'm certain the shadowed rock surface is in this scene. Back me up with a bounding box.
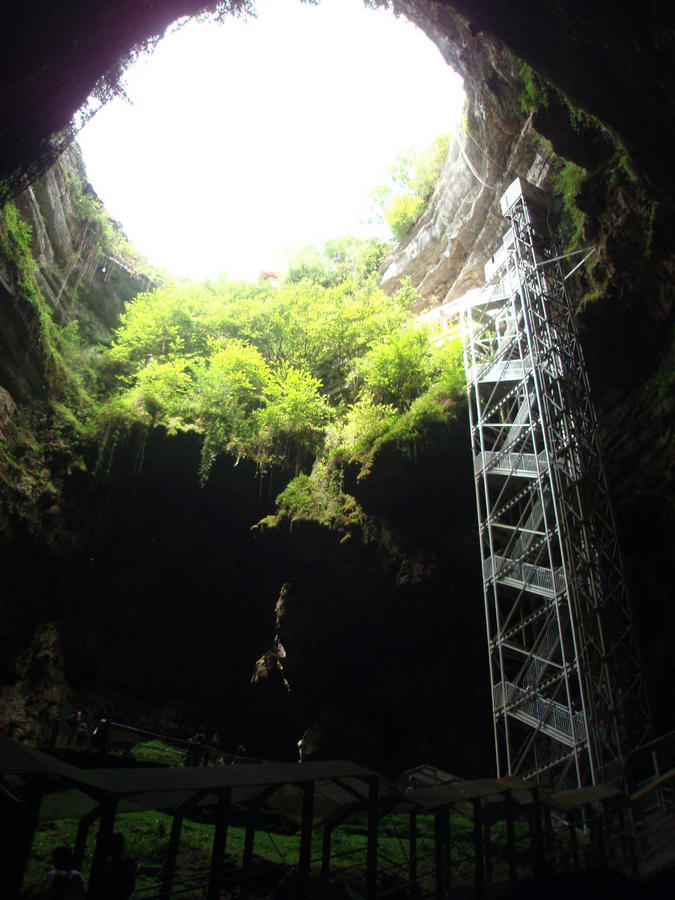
[0,1,672,771]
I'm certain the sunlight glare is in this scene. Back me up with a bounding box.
[77,0,465,281]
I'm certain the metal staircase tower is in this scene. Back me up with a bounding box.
[460,178,651,789]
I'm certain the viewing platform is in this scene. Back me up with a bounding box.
[494,681,587,747]
[483,555,566,598]
[474,449,548,479]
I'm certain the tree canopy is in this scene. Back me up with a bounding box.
[97,245,465,496]
[371,134,451,241]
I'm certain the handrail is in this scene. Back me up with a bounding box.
[628,730,675,759]
[630,767,675,803]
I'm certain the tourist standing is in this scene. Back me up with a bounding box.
[37,846,86,899]
[102,832,137,900]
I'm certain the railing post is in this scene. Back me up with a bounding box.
[4,773,45,898]
[74,807,100,870]
[473,798,484,900]
[408,810,417,890]
[434,809,447,900]
[240,800,257,900]
[321,824,333,897]
[298,781,315,900]
[161,811,184,899]
[87,798,117,899]
[505,791,517,885]
[366,776,378,900]
[207,789,231,900]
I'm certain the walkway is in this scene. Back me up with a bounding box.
[3,734,667,899]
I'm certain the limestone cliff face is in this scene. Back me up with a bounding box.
[379,2,549,305]
[378,2,675,736]
[0,0,673,766]
[0,144,146,405]
[379,122,549,305]
[13,145,136,340]
[0,623,70,744]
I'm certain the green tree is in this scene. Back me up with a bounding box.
[98,258,449,484]
[285,235,392,287]
[195,341,271,474]
[256,366,332,472]
[351,323,434,410]
[322,235,392,283]
[372,134,451,242]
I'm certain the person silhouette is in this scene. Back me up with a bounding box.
[102,832,137,900]
[37,846,86,899]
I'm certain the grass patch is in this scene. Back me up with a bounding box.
[24,808,537,898]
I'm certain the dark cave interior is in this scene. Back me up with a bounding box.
[0,1,673,775]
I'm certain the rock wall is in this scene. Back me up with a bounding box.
[13,146,131,340]
[0,144,147,405]
[379,1,549,305]
[379,120,549,305]
[380,0,674,739]
[0,0,672,766]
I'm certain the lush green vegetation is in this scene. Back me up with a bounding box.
[517,60,662,315]
[23,805,533,898]
[371,135,451,241]
[0,201,97,507]
[2,143,461,529]
[96,255,465,527]
[518,65,591,251]
[92,223,465,509]
[1,162,177,501]
[0,193,464,523]
[284,235,393,287]
[0,202,93,429]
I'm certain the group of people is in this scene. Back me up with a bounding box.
[183,728,248,767]
[35,833,136,899]
[66,708,110,752]
[66,709,250,767]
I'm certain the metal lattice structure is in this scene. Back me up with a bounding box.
[461,178,651,789]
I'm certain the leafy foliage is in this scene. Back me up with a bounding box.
[98,264,466,503]
[0,202,97,435]
[0,202,103,518]
[255,365,331,470]
[350,323,435,410]
[371,135,450,241]
[336,334,465,479]
[99,275,420,476]
[2,178,465,529]
[270,461,367,538]
[284,235,393,287]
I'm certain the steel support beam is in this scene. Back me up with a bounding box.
[366,777,378,900]
[207,789,231,900]
[461,177,651,790]
[298,781,314,900]
[160,811,184,899]
[87,798,117,899]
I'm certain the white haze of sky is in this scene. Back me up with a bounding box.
[78,0,465,282]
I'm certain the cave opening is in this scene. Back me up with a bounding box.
[2,0,486,777]
[76,0,466,283]
[1,0,673,790]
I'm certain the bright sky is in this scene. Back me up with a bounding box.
[78,0,464,281]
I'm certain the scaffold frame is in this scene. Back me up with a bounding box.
[461,178,651,789]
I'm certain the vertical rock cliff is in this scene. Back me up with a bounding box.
[0,0,672,765]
